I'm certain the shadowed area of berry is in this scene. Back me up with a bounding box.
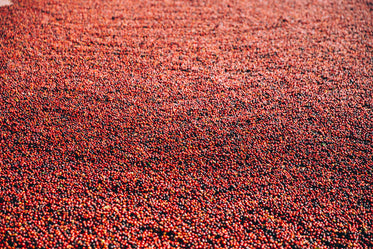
[0,0,372,248]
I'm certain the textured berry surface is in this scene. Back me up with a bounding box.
[0,0,372,248]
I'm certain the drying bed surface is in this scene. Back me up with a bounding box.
[0,0,372,248]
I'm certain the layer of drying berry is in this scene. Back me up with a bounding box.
[0,0,372,248]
